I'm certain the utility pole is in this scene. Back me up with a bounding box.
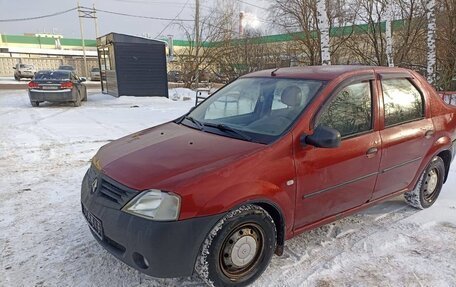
[239,11,245,37]
[77,3,98,77]
[195,0,200,87]
[93,4,100,39]
[77,2,88,77]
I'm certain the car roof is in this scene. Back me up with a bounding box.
[243,65,410,81]
[36,70,71,74]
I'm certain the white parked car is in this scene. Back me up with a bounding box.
[13,63,36,81]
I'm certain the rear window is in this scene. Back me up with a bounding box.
[91,68,100,72]
[20,64,33,68]
[35,71,70,80]
[59,66,74,71]
[382,78,424,126]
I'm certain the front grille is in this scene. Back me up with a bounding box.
[97,176,137,208]
[99,179,130,204]
[87,165,137,208]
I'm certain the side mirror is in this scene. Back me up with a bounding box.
[302,125,341,148]
[79,77,87,82]
[13,67,16,69]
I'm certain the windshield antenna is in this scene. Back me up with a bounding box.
[271,67,280,76]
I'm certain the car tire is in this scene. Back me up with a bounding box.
[404,156,445,209]
[195,204,276,287]
[82,86,88,101]
[14,75,20,81]
[74,96,81,107]
[31,101,39,107]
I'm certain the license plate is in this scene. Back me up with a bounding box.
[42,86,58,90]
[82,205,103,240]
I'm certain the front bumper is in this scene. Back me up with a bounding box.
[18,72,34,78]
[29,89,76,102]
[80,167,225,278]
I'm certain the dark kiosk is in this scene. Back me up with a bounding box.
[96,33,168,98]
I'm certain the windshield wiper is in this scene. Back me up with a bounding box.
[182,116,203,130]
[203,122,253,142]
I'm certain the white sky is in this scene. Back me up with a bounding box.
[0,0,271,40]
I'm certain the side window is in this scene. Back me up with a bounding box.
[382,78,424,127]
[318,82,372,138]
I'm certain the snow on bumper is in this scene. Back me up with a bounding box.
[80,168,224,278]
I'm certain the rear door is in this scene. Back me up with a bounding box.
[294,76,382,227]
[372,75,435,200]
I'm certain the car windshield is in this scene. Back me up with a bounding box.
[35,71,70,80]
[183,77,325,144]
[91,68,100,72]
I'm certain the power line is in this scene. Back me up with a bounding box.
[83,6,193,22]
[237,0,268,11]
[0,7,78,22]
[154,0,191,38]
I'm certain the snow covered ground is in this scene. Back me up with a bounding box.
[0,89,455,287]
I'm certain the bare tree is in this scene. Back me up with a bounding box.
[212,31,285,81]
[270,0,355,65]
[435,0,455,90]
[393,0,427,68]
[176,0,239,87]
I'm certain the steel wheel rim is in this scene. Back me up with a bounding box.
[219,223,264,280]
[423,168,439,202]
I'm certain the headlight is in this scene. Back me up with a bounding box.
[122,189,180,221]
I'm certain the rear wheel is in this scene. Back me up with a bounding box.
[14,75,20,81]
[195,205,276,287]
[73,96,81,107]
[404,156,445,209]
[31,101,39,107]
[82,86,88,101]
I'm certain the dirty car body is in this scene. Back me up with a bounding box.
[81,66,456,286]
[28,70,87,107]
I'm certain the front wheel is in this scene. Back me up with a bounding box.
[404,156,445,209]
[195,204,276,287]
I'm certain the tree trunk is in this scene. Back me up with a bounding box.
[317,0,331,65]
[426,0,437,84]
[385,2,394,67]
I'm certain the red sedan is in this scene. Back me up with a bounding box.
[81,65,456,286]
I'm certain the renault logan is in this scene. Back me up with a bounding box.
[81,66,456,286]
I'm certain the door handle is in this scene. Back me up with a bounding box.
[366,147,378,158]
[425,130,435,139]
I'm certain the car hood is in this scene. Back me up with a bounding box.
[95,122,264,191]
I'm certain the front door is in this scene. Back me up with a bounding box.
[294,79,382,228]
